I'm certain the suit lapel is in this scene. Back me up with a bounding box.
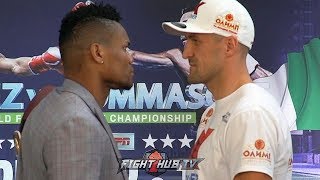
[93,107,122,159]
[59,79,122,160]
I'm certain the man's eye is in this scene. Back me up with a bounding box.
[191,38,198,42]
[180,36,187,46]
[182,40,187,46]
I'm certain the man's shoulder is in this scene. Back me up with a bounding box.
[236,83,281,112]
[27,90,94,131]
[225,85,285,128]
[47,88,89,107]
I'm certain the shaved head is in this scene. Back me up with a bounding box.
[61,19,119,50]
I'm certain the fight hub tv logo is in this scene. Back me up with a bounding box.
[119,149,203,177]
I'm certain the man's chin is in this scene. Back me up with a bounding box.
[117,81,133,90]
[108,79,133,90]
[187,77,200,84]
[122,83,133,90]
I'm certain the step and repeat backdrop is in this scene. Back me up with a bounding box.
[1,0,320,179]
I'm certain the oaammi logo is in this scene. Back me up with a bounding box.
[214,13,240,34]
[242,139,271,162]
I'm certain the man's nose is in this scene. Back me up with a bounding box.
[127,48,134,64]
[182,44,192,59]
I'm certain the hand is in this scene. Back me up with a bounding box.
[0,53,35,76]
[163,48,190,76]
[28,47,63,75]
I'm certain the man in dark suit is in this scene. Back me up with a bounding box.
[18,2,133,180]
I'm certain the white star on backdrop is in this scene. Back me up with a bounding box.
[160,134,175,148]
[8,139,15,149]
[0,139,5,149]
[142,134,157,148]
[178,134,193,148]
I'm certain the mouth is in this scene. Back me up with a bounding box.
[188,61,196,67]
[189,64,196,68]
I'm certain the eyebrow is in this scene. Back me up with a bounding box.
[186,34,197,39]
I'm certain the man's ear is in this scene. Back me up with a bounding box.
[225,35,239,57]
[90,43,106,64]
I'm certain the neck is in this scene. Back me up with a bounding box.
[206,58,252,100]
[65,73,110,108]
